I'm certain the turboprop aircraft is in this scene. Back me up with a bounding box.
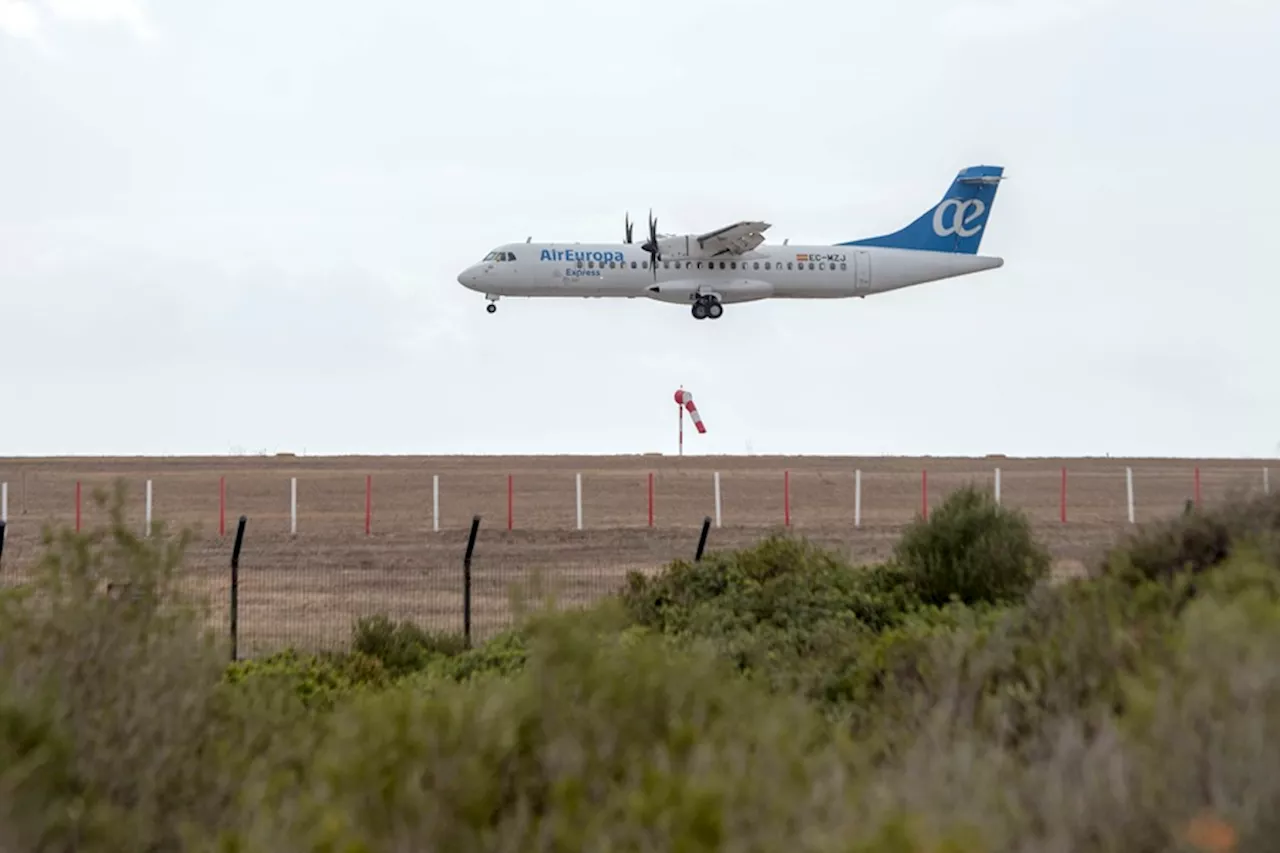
[456,164,1006,320]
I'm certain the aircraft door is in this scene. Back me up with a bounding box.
[853,251,871,295]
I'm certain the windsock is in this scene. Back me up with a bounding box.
[675,389,707,433]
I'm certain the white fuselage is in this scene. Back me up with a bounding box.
[457,241,1003,306]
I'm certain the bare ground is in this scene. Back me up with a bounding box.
[0,454,1272,655]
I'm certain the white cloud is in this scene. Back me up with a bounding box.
[43,0,155,37]
[0,0,44,41]
[0,0,155,42]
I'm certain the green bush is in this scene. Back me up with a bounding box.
[0,485,294,851]
[351,614,469,678]
[1103,490,1280,585]
[10,477,1280,850]
[894,483,1051,608]
[220,607,865,852]
[621,534,921,641]
[224,648,390,710]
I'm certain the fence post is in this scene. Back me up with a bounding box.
[433,474,440,532]
[713,471,722,528]
[145,479,152,536]
[695,516,711,561]
[854,468,862,528]
[463,515,480,647]
[0,520,6,571]
[290,477,297,536]
[783,469,791,527]
[1126,466,1135,524]
[230,515,247,662]
[994,467,1001,504]
[575,472,583,530]
[647,472,654,527]
[1060,466,1067,523]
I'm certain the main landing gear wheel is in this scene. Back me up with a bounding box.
[691,295,723,320]
[486,303,497,314]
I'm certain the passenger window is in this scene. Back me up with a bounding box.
[840,262,847,270]
[730,261,737,269]
[718,261,726,269]
[609,261,616,268]
[643,261,648,268]
[696,262,703,269]
[819,262,826,270]
[753,262,759,270]
[764,262,771,270]
[577,260,584,268]
[630,261,637,269]
[808,262,815,270]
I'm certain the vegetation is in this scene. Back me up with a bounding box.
[3,481,1280,850]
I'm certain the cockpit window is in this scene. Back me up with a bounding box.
[482,251,518,262]
[482,251,498,262]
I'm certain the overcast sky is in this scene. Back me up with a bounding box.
[1,0,1277,459]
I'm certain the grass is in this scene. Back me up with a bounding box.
[2,480,1279,850]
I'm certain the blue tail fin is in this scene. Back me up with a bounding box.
[838,165,1005,254]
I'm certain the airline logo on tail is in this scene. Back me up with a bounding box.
[932,198,986,238]
[838,164,1004,254]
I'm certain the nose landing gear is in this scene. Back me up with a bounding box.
[691,295,723,320]
[485,294,498,314]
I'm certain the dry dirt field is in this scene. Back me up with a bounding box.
[0,454,1272,656]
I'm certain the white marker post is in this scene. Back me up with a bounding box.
[145,479,153,535]
[290,477,298,536]
[1126,466,1135,524]
[713,471,722,528]
[994,467,1001,504]
[1,481,7,524]
[575,473,583,530]
[854,469,862,528]
[432,475,440,532]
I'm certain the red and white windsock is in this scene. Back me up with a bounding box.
[675,389,706,434]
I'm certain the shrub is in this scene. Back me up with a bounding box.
[894,483,1050,608]
[220,605,865,852]
[224,648,390,710]
[0,485,292,851]
[351,614,469,678]
[621,534,922,641]
[1103,490,1280,585]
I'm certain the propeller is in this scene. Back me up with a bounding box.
[639,209,661,278]
[624,213,633,243]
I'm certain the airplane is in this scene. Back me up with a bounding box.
[456,164,1006,320]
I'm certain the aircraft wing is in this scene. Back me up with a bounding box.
[694,220,771,256]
